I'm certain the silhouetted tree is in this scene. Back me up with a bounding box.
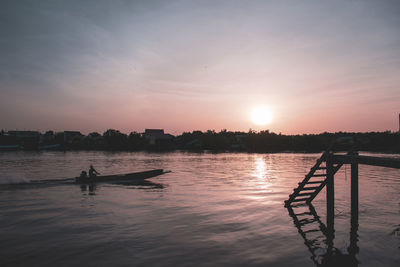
[128,131,145,150]
[1,128,398,152]
[103,129,128,150]
[83,132,104,150]
[88,132,101,138]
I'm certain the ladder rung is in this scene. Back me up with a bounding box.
[301,187,319,190]
[307,181,324,184]
[285,152,335,205]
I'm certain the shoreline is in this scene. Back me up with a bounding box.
[1,149,399,154]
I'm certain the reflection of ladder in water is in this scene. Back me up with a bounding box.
[287,204,359,267]
[285,148,344,207]
[287,204,330,265]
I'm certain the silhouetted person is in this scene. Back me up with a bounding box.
[89,165,100,178]
[80,171,87,178]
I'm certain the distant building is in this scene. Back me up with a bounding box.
[143,129,173,145]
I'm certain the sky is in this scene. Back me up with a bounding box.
[0,0,399,135]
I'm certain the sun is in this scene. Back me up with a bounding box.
[251,106,273,126]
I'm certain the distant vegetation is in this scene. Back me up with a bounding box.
[175,130,400,153]
[0,129,399,153]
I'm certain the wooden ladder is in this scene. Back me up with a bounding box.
[285,147,345,207]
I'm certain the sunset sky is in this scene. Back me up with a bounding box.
[1,0,399,135]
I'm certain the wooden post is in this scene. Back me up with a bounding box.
[351,153,359,221]
[326,153,335,238]
[349,152,359,255]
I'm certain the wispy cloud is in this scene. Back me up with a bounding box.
[1,0,399,133]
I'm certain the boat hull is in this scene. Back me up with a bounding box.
[75,169,164,184]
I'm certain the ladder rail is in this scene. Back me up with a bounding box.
[285,142,354,206]
[285,152,328,205]
[285,138,355,207]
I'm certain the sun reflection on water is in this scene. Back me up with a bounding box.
[247,156,273,199]
[254,156,268,179]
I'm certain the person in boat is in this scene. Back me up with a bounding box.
[80,171,88,178]
[88,165,100,178]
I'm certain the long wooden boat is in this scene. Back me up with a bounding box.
[75,169,165,184]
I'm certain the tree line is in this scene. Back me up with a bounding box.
[0,129,399,153]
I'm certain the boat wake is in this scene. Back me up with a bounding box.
[0,169,171,189]
[0,174,31,185]
[0,174,75,189]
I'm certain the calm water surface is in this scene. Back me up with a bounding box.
[0,151,399,266]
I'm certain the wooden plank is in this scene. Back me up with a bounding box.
[332,154,400,169]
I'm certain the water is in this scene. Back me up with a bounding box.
[0,151,399,266]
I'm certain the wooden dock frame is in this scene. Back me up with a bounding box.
[285,151,400,265]
[325,152,400,238]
